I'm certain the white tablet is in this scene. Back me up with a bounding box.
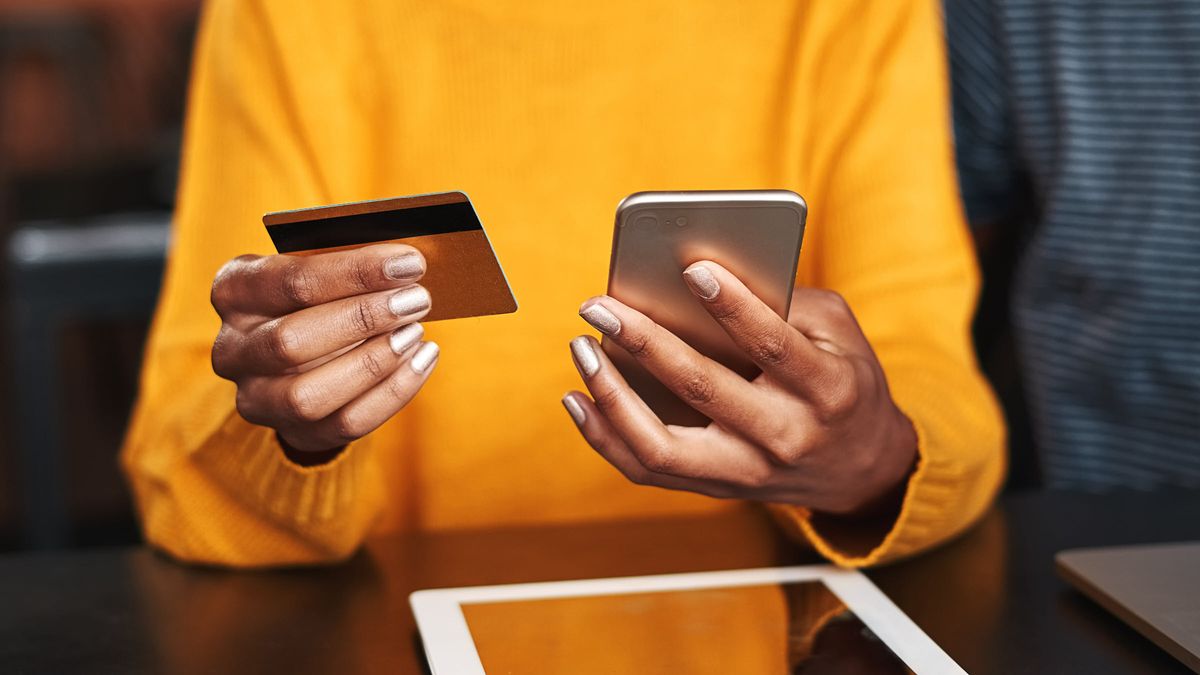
[410,565,964,674]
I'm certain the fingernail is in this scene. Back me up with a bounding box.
[580,303,621,336]
[570,336,600,377]
[683,265,720,300]
[562,393,586,426]
[410,341,440,373]
[385,253,423,280]
[389,286,431,316]
[389,323,424,355]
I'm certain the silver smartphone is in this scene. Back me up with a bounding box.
[604,190,807,426]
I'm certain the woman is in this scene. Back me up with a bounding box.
[121,0,1003,567]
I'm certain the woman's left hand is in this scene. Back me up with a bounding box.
[563,260,918,516]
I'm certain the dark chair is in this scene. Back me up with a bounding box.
[6,213,168,548]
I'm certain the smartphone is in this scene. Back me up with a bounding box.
[604,190,807,427]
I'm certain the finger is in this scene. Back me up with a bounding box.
[786,287,874,357]
[288,339,364,375]
[230,284,431,375]
[682,261,845,398]
[577,296,772,431]
[212,244,426,320]
[288,341,440,451]
[240,323,425,426]
[568,335,756,481]
[561,392,733,498]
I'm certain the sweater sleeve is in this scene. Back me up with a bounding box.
[120,0,386,567]
[771,0,1006,566]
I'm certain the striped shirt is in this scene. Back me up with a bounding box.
[946,0,1200,490]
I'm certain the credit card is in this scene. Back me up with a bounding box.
[263,191,517,321]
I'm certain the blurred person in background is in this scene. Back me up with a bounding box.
[121,0,1005,567]
[947,0,1200,490]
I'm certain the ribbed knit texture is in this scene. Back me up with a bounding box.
[121,0,1003,567]
[947,0,1200,490]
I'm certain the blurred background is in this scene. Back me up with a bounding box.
[0,0,199,551]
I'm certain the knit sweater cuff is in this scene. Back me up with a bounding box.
[769,415,965,567]
[193,412,375,531]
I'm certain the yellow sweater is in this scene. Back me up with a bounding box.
[121,0,1004,567]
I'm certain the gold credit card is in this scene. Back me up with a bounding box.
[263,191,517,321]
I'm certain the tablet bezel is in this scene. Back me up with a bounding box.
[410,565,964,674]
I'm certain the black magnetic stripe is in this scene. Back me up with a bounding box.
[268,201,481,252]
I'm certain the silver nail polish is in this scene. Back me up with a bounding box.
[683,265,720,300]
[570,336,600,377]
[410,341,440,373]
[580,303,621,336]
[389,286,431,316]
[384,253,423,280]
[389,323,424,355]
[562,394,586,426]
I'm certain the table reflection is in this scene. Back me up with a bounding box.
[128,551,398,675]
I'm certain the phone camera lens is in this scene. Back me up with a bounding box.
[675,217,688,227]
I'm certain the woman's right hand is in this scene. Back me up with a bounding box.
[210,243,439,457]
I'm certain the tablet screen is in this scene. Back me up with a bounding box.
[460,580,914,674]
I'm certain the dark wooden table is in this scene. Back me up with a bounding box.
[2,489,1198,674]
